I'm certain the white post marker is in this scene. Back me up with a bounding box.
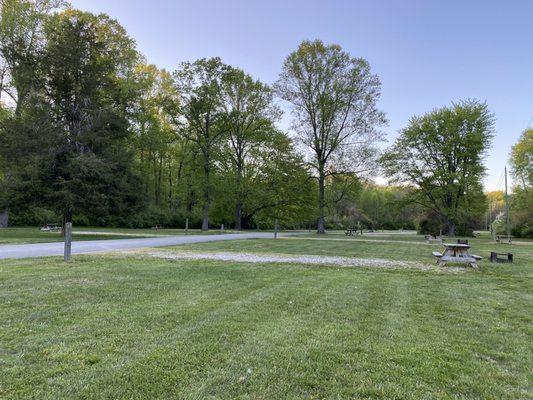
[64,222,72,262]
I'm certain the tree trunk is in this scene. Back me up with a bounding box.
[155,154,163,207]
[235,160,243,230]
[317,168,326,234]
[448,222,456,237]
[62,210,72,237]
[235,202,243,230]
[167,159,173,211]
[202,159,210,231]
[0,210,8,228]
[202,203,209,231]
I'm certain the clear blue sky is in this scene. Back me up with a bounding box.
[71,0,533,191]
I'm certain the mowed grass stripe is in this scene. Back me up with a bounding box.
[0,244,531,399]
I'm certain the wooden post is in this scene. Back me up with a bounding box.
[64,222,72,262]
[221,224,224,233]
[185,218,189,234]
[274,219,279,239]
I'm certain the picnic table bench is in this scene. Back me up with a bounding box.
[489,252,513,263]
[432,243,482,269]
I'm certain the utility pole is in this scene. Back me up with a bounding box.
[504,166,511,238]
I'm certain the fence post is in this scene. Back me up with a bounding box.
[64,222,72,262]
[185,218,189,234]
[274,219,279,239]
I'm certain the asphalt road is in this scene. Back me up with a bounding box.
[0,232,284,260]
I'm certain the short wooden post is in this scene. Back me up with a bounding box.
[64,222,72,262]
[274,219,279,239]
[221,224,224,233]
[185,218,189,234]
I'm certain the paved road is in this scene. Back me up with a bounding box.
[0,232,285,260]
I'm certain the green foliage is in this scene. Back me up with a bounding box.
[382,100,494,236]
[0,4,498,232]
[1,7,145,225]
[509,130,533,237]
[510,129,533,189]
[275,39,386,233]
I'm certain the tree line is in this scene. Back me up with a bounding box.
[0,0,529,236]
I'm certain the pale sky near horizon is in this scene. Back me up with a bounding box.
[70,0,533,191]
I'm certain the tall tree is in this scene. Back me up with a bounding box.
[232,127,315,228]
[0,9,143,227]
[275,39,386,233]
[131,64,178,210]
[0,0,66,225]
[0,104,11,227]
[220,67,280,229]
[382,100,494,236]
[171,58,229,230]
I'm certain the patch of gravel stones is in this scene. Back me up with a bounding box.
[143,250,466,273]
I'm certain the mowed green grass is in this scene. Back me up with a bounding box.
[0,227,233,244]
[0,236,532,399]
[0,227,149,244]
[176,232,533,268]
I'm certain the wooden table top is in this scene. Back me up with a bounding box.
[443,243,471,249]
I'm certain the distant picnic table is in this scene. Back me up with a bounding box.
[345,228,362,236]
[495,235,513,244]
[432,243,482,269]
[40,224,62,233]
[425,235,444,244]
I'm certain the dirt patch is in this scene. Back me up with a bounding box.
[135,250,467,273]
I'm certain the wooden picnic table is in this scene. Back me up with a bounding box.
[432,243,482,269]
[345,228,362,236]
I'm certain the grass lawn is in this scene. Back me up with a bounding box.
[0,227,149,245]
[0,227,236,245]
[175,232,533,266]
[0,234,531,399]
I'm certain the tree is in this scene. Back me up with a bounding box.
[171,58,229,230]
[275,39,386,233]
[131,64,178,211]
[220,66,280,229]
[0,0,66,114]
[509,129,533,237]
[0,103,11,227]
[0,0,67,226]
[235,127,315,228]
[0,9,143,227]
[382,100,494,236]
[510,129,532,190]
